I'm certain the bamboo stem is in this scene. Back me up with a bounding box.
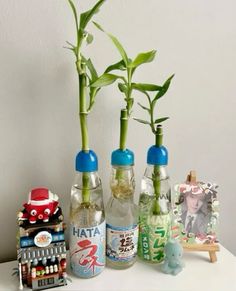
[153,165,161,215]
[116,109,129,184]
[79,63,89,152]
[82,172,90,203]
[155,125,163,147]
[126,69,132,116]
[152,125,163,215]
[78,63,91,202]
[119,109,128,151]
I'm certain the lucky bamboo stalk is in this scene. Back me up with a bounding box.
[91,25,158,193]
[133,75,174,214]
[67,0,106,203]
[91,22,157,152]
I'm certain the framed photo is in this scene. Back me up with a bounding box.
[172,181,219,245]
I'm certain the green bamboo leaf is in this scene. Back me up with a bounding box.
[66,41,75,48]
[154,74,174,101]
[68,0,79,32]
[92,21,104,31]
[104,60,126,73]
[129,50,156,69]
[137,102,150,112]
[93,21,129,66]
[64,46,76,54]
[86,59,98,81]
[80,0,106,30]
[130,85,151,105]
[82,56,98,81]
[132,83,162,92]
[86,33,94,45]
[118,82,127,94]
[154,117,169,124]
[91,73,123,87]
[133,118,150,125]
[87,87,100,112]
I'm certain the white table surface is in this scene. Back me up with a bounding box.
[0,245,235,291]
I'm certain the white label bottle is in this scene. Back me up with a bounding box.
[69,150,105,278]
[106,149,139,269]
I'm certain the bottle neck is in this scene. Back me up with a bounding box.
[110,165,135,200]
[144,165,169,180]
[74,171,101,189]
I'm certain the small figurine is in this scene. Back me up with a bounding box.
[18,188,59,224]
[17,187,67,290]
[161,239,184,275]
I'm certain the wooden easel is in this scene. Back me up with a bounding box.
[182,171,220,263]
[182,242,220,263]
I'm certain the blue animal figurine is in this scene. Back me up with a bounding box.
[161,239,184,275]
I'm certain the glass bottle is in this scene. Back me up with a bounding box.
[105,149,139,269]
[69,150,105,278]
[138,126,171,263]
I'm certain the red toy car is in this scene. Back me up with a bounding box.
[18,188,59,224]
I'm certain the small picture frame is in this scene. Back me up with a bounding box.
[172,172,219,246]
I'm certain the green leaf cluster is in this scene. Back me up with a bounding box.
[66,0,106,113]
[67,1,174,152]
[90,22,157,117]
[133,75,174,135]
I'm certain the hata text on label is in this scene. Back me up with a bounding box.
[72,227,101,238]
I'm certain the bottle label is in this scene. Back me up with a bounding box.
[69,221,105,278]
[139,214,170,263]
[106,224,138,262]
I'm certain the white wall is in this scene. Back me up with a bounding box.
[0,0,235,262]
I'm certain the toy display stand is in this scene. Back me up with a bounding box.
[182,242,220,263]
[17,188,67,291]
[182,171,220,263]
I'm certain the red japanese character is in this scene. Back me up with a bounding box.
[71,239,104,274]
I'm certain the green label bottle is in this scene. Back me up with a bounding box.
[138,126,171,263]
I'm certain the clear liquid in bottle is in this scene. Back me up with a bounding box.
[69,170,105,278]
[106,164,139,269]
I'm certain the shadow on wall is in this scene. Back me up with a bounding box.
[0,45,78,262]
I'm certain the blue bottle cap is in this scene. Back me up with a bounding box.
[111,149,134,166]
[75,150,98,172]
[147,145,168,166]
